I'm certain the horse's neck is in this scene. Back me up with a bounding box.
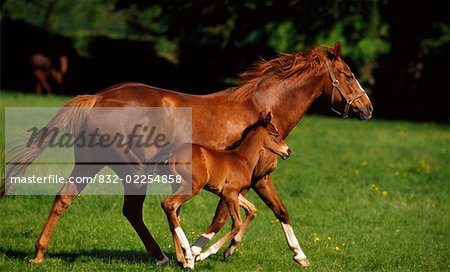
[251,71,326,138]
[234,129,265,169]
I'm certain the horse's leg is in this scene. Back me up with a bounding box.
[33,70,43,95]
[29,164,102,263]
[224,193,256,258]
[161,193,198,269]
[191,198,229,257]
[35,70,51,95]
[167,206,184,265]
[36,82,42,95]
[253,175,310,267]
[170,208,185,265]
[122,194,168,265]
[110,162,168,265]
[196,192,242,262]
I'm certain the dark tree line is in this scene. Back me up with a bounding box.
[1,0,448,121]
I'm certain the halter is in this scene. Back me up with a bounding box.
[326,61,366,118]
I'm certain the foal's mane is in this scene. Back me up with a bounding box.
[229,46,332,100]
[225,117,268,151]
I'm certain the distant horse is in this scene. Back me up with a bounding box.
[162,112,291,269]
[4,42,372,266]
[31,54,68,95]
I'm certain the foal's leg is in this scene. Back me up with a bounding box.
[166,206,184,266]
[191,198,229,257]
[224,193,256,258]
[161,193,199,269]
[29,165,102,263]
[196,192,242,262]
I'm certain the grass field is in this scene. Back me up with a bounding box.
[0,90,449,271]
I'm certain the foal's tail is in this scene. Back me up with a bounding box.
[0,95,98,196]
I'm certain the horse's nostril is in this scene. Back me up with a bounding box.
[368,105,373,112]
[287,148,292,156]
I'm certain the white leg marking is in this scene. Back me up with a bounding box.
[203,232,216,239]
[196,244,220,261]
[175,227,195,268]
[281,222,308,265]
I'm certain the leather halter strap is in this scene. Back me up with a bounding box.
[326,61,366,118]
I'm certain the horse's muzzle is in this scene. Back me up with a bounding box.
[281,148,291,160]
[357,104,373,120]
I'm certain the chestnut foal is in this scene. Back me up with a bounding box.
[161,112,291,269]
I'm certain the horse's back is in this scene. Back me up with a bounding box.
[93,82,183,107]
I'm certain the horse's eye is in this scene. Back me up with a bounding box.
[346,75,353,82]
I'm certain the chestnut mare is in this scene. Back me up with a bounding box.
[162,112,291,269]
[4,42,372,267]
[31,54,68,95]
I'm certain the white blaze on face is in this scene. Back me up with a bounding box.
[355,78,365,93]
[355,76,371,101]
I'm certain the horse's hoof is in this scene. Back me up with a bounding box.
[223,247,235,259]
[195,253,206,262]
[191,246,202,256]
[156,254,170,266]
[29,258,43,264]
[184,258,195,270]
[293,255,310,267]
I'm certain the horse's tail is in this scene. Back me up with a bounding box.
[0,95,98,196]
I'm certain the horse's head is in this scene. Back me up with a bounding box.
[324,42,373,120]
[259,112,291,160]
[50,55,69,85]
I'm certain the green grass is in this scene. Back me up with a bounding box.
[1,90,449,271]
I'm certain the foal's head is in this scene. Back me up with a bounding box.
[256,112,291,160]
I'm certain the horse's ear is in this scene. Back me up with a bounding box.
[258,111,265,121]
[265,112,273,123]
[333,41,342,58]
[326,41,342,60]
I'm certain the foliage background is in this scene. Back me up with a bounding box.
[1,0,449,118]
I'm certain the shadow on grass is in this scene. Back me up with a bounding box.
[0,247,176,264]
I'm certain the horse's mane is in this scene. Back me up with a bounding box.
[229,45,332,100]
